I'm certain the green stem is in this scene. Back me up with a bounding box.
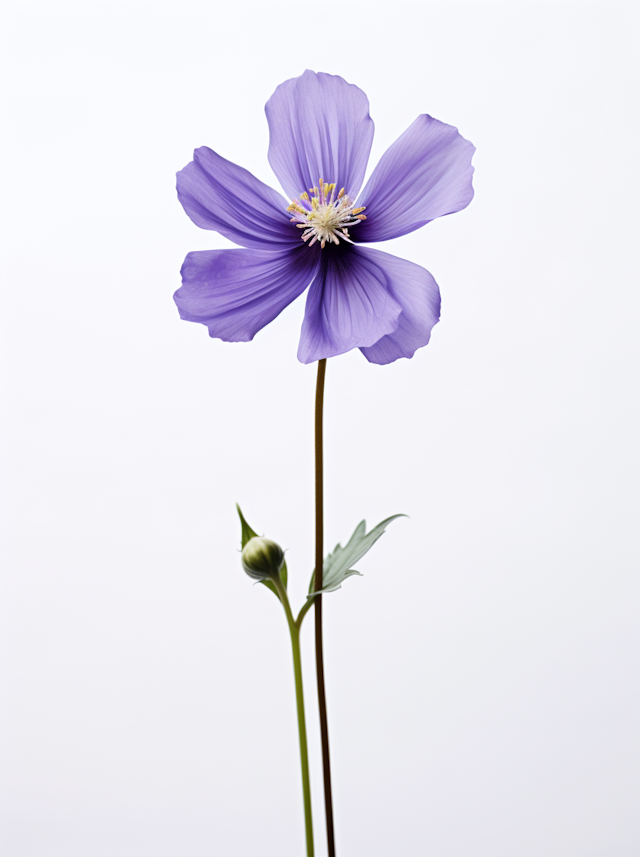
[296,595,313,629]
[273,574,314,857]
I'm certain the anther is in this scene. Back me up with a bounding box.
[287,178,366,249]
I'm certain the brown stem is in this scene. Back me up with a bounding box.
[314,358,335,857]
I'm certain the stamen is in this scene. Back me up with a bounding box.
[287,178,366,250]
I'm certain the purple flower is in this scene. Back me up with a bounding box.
[175,71,475,365]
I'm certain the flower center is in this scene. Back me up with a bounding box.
[287,178,366,249]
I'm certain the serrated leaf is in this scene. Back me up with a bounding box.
[308,514,406,598]
[236,503,288,598]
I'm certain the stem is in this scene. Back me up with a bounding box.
[314,358,336,857]
[296,595,313,629]
[273,574,314,857]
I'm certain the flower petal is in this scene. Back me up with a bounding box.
[176,147,299,249]
[265,70,375,201]
[357,115,475,242]
[357,248,441,364]
[175,245,320,342]
[297,247,402,364]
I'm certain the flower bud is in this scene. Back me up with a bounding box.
[241,536,285,581]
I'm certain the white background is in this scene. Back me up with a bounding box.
[1,1,638,855]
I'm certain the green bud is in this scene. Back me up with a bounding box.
[241,536,285,581]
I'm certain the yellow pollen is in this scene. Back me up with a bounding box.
[287,178,366,249]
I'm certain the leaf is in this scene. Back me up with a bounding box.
[236,503,288,599]
[308,514,406,598]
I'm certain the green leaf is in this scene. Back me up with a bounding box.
[236,503,288,598]
[308,514,406,598]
